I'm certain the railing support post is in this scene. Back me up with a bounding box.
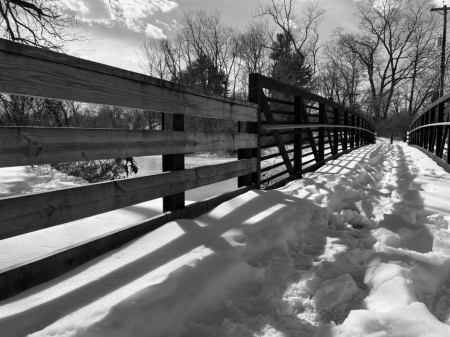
[429,107,437,153]
[333,108,339,154]
[294,96,303,176]
[350,114,355,148]
[240,73,261,189]
[436,102,445,157]
[343,111,348,151]
[162,113,185,212]
[355,117,360,147]
[318,103,325,161]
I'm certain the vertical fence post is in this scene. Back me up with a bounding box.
[420,114,425,148]
[350,114,355,148]
[429,107,436,153]
[447,124,450,164]
[436,102,444,157]
[162,113,185,212]
[424,110,430,150]
[318,103,325,161]
[241,73,261,189]
[361,120,365,145]
[333,107,339,154]
[356,117,360,147]
[343,111,348,151]
[294,96,303,176]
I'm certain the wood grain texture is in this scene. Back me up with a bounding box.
[0,158,256,239]
[162,113,185,212]
[0,184,256,301]
[0,127,257,167]
[0,40,257,122]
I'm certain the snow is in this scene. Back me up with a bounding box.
[1,140,450,337]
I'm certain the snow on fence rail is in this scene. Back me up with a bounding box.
[0,39,375,300]
[249,74,376,188]
[409,93,450,164]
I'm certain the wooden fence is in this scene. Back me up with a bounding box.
[249,74,376,188]
[409,93,450,164]
[0,39,375,300]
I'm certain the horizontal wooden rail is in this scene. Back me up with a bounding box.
[0,158,256,239]
[262,124,375,134]
[0,127,257,167]
[0,184,256,300]
[0,39,257,122]
[266,97,295,105]
[258,75,371,125]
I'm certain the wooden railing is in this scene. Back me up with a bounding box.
[249,74,376,188]
[0,39,259,299]
[409,93,450,164]
[0,39,375,300]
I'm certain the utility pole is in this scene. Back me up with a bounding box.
[431,4,450,97]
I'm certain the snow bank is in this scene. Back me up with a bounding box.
[1,141,450,337]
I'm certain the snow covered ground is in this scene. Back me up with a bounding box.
[1,140,450,337]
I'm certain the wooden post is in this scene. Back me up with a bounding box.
[355,117,360,146]
[420,114,425,148]
[333,107,339,154]
[429,107,436,153]
[423,111,430,150]
[294,96,303,175]
[343,111,348,151]
[350,114,355,148]
[162,113,185,212]
[447,125,450,164]
[240,73,261,188]
[436,102,445,158]
[318,103,325,161]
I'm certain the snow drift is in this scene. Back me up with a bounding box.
[1,140,450,337]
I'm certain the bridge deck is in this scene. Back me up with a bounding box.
[1,139,450,336]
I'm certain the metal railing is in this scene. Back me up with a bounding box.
[249,74,376,188]
[409,93,450,163]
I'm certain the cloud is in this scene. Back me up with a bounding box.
[156,0,178,13]
[145,24,166,38]
[62,0,113,24]
[62,0,178,33]
[155,19,178,31]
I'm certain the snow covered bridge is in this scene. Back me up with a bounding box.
[3,38,450,336]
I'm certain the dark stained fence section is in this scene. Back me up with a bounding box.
[250,74,375,188]
[409,93,450,164]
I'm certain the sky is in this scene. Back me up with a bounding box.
[62,0,450,73]
[63,0,361,72]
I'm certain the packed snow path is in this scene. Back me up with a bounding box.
[1,141,450,337]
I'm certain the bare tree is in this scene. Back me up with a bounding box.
[0,0,87,51]
[320,37,367,110]
[255,0,325,79]
[347,0,441,120]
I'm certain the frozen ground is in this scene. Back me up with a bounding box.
[1,140,450,337]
